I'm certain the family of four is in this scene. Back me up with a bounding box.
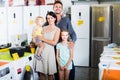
[32,1,77,80]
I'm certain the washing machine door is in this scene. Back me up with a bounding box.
[22,65,34,80]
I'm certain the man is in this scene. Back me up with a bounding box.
[53,1,77,80]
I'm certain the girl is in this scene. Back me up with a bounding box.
[56,30,73,80]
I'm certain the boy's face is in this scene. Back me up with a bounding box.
[36,18,44,26]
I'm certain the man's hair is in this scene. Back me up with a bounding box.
[54,1,63,6]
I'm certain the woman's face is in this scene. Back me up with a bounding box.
[47,15,56,25]
[53,3,63,14]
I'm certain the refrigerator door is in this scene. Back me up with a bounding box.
[0,7,8,44]
[73,39,89,66]
[112,4,120,45]
[39,5,53,19]
[91,4,112,67]
[7,7,23,43]
[71,5,90,38]
[23,6,40,44]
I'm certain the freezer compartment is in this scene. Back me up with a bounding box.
[90,40,111,67]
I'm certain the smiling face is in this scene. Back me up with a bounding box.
[46,11,57,25]
[53,2,63,14]
[61,31,69,42]
[47,15,56,25]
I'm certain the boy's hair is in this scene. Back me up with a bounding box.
[36,16,44,20]
[54,1,63,6]
[35,16,44,26]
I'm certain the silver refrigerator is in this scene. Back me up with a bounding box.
[112,4,120,45]
[90,4,112,67]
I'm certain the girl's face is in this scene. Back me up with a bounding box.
[47,15,56,25]
[61,31,69,41]
[53,3,63,14]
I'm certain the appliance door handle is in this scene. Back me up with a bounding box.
[92,38,111,41]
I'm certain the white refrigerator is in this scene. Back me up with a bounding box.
[23,6,40,44]
[7,7,23,44]
[39,5,53,19]
[71,5,90,66]
[0,7,8,44]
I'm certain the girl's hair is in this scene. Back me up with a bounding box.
[60,29,70,42]
[45,11,57,25]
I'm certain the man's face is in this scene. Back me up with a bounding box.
[53,3,63,14]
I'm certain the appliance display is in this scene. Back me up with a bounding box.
[112,4,120,45]
[39,5,53,19]
[90,4,112,67]
[0,7,8,44]
[23,6,40,44]
[71,5,90,66]
[0,51,36,80]
[7,7,23,44]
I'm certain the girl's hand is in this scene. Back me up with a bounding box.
[64,65,68,70]
[60,66,64,71]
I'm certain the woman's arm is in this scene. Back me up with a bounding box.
[39,28,60,46]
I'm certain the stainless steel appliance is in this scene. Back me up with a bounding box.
[90,4,112,67]
[112,4,120,45]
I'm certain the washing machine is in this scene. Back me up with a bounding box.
[0,48,39,80]
[0,61,13,80]
[11,54,34,80]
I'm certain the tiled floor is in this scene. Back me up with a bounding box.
[75,67,99,80]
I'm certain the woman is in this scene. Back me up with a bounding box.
[35,11,60,80]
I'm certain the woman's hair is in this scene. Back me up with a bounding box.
[45,11,57,25]
[60,29,70,42]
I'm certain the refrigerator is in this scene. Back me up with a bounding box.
[7,7,23,44]
[90,4,112,68]
[112,4,120,45]
[0,7,8,44]
[23,6,40,44]
[39,5,53,19]
[71,5,90,66]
